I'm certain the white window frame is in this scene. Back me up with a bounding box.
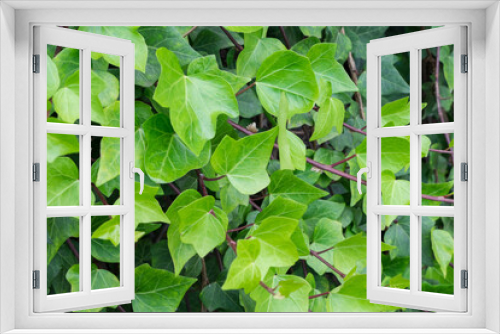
[1,1,498,333]
[365,26,467,312]
[32,26,136,313]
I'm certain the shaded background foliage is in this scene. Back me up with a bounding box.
[45,26,455,313]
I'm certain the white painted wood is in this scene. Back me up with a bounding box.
[367,26,467,312]
[32,26,135,313]
[8,5,487,333]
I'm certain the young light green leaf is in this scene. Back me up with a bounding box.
[356,137,410,173]
[250,275,311,312]
[256,50,319,117]
[96,137,120,187]
[307,43,358,94]
[268,170,328,204]
[79,26,148,72]
[133,264,197,312]
[47,56,60,99]
[223,238,262,293]
[143,114,210,183]
[179,196,228,257]
[299,26,326,38]
[211,128,278,195]
[236,32,286,78]
[255,197,307,224]
[47,133,79,163]
[92,216,120,247]
[154,47,239,155]
[224,26,263,33]
[277,92,306,171]
[47,157,79,206]
[135,182,170,226]
[91,70,119,109]
[431,229,454,278]
[52,71,80,124]
[311,98,345,141]
[67,264,120,293]
[250,217,299,275]
[220,183,249,213]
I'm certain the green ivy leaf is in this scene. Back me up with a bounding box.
[278,92,306,171]
[79,26,148,72]
[52,71,81,124]
[256,50,319,118]
[223,238,262,293]
[299,26,326,38]
[250,275,311,312]
[250,217,299,275]
[91,70,119,109]
[96,137,120,186]
[307,218,344,275]
[179,196,228,257]
[290,37,320,56]
[135,182,170,226]
[356,137,410,173]
[221,183,249,213]
[431,229,454,278]
[236,32,286,78]
[200,282,244,312]
[154,47,239,155]
[307,43,358,94]
[47,217,79,264]
[133,264,197,312]
[53,47,80,86]
[268,170,328,204]
[211,128,278,195]
[191,27,243,54]
[47,133,79,163]
[224,26,263,33]
[92,216,120,247]
[384,218,410,260]
[311,98,345,141]
[143,113,210,183]
[327,274,399,312]
[47,56,60,99]
[255,197,307,224]
[47,157,80,206]
[166,190,201,275]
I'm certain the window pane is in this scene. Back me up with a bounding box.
[91,52,121,127]
[47,45,81,125]
[382,215,410,290]
[421,133,454,206]
[91,137,121,205]
[91,215,121,290]
[47,217,80,295]
[380,52,410,127]
[380,137,410,207]
[421,45,454,124]
[421,216,454,295]
[47,134,80,206]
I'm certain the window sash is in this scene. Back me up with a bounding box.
[366,26,468,312]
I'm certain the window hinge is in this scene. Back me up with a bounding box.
[461,162,468,181]
[461,54,468,73]
[33,163,40,182]
[33,270,40,289]
[33,54,40,73]
[461,270,468,289]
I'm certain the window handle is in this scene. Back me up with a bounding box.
[357,162,371,195]
[129,162,144,195]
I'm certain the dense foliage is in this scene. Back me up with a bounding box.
[45,26,455,312]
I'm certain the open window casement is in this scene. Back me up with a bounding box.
[362,26,467,312]
[33,26,139,312]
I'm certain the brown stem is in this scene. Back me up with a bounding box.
[331,154,356,168]
[196,170,208,196]
[429,148,453,154]
[309,291,330,299]
[310,249,346,278]
[215,249,224,271]
[279,26,291,49]
[168,183,181,195]
[249,199,262,212]
[154,224,169,243]
[316,246,335,255]
[91,183,109,206]
[225,234,237,254]
[235,82,256,97]
[117,305,127,312]
[200,258,209,312]
[203,174,227,182]
[227,119,454,204]
[66,238,79,261]
[434,47,454,159]
[343,122,367,135]
[302,260,308,277]
[227,223,255,233]
[220,26,243,51]
[260,281,276,295]
[341,27,365,120]
[182,26,198,38]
